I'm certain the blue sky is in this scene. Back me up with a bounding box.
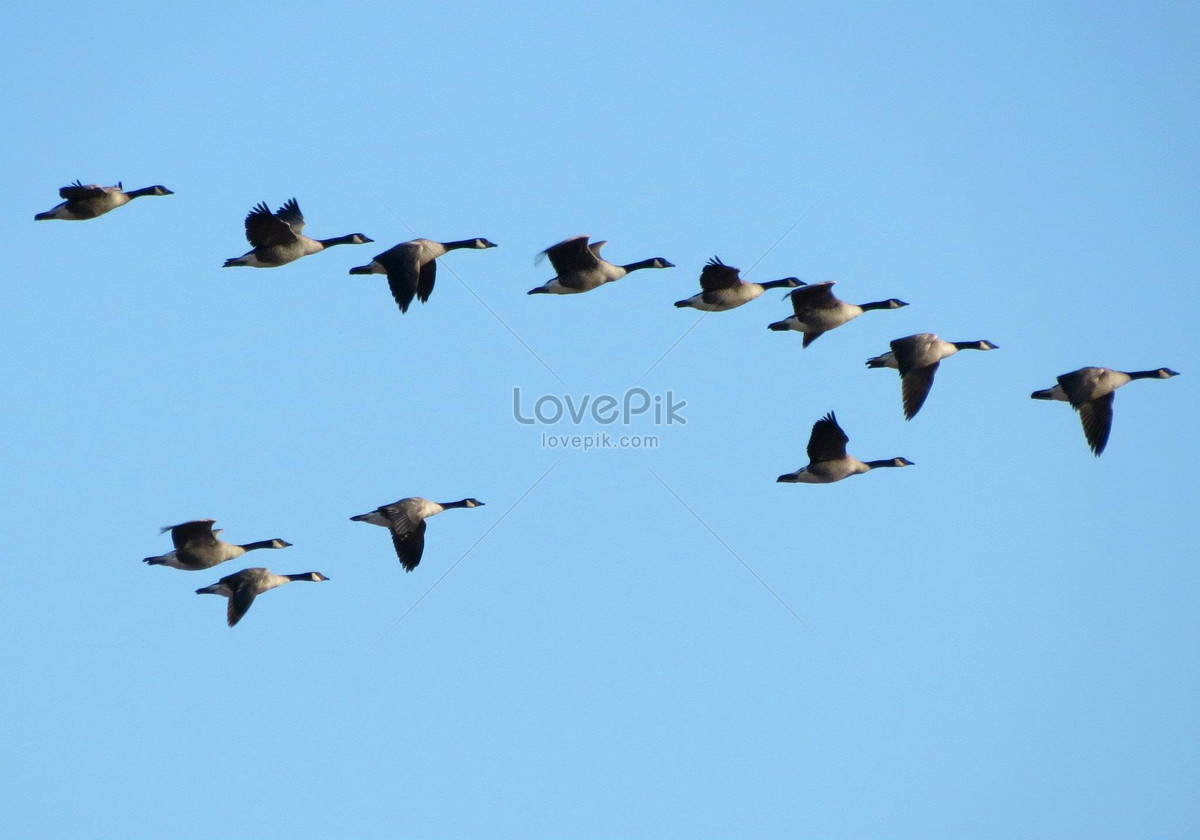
[3,2,1197,838]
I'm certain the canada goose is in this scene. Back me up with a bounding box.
[223,198,372,268]
[867,334,999,419]
[673,257,803,311]
[196,567,328,627]
[777,412,914,484]
[1031,367,1179,455]
[143,519,292,571]
[350,497,485,571]
[34,180,173,221]
[527,235,673,294]
[768,282,908,347]
[349,237,497,314]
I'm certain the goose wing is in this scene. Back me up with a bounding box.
[1057,368,1105,406]
[1076,392,1115,455]
[164,519,219,550]
[540,236,601,275]
[889,335,934,374]
[379,499,424,535]
[378,243,424,313]
[274,198,306,234]
[390,519,427,572]
[214,568,265,627]
[227,583,259,627]
[59,181,113,200]
[698,257,742,291]
[787,282,839,315]
[900,363,939,420]
[244,202,298,247]
[807,412,849,463]
[417,257,436,304]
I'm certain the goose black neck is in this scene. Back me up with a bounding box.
[319,235,362,247]
[952,341,984,350]
[859,300,894,311]
[1128,369,1166,379]
[240,540,281,551]
[622,258,662,272]
[760,278,796,290]
[439,499,474,509]
[442,239,480,251]
[285,573,320,582]
[124,187,160,199]
[865,458,904,469]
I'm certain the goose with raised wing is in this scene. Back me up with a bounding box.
[223,198,372,268]
[867,334,999,419]
[1031,366,1179,455]
[143,519,292,571]
[527,235,673,295]
[777,412,914,484]
[351,497,485,571]
[35,180,173,221]
[674,256,803,311]
[196,568,328,627]
[768,282,907,347]
[349,237,497,314]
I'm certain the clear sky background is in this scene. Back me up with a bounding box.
[2,3,1197,838]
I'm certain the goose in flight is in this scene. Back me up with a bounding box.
[527,235,673,295]
[196,567,328,627]
[143,519,292,571]
[1031,366,1179,455]
[223,198,371,267]
[351,497,485,571]
[349,237,497,314]
[777,412,914,484]
[35,180,173,221]
[674,256,802,311]
[866,334,999,419]
[768,282,907,347]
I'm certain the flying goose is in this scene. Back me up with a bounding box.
[777,412,914,484]
[196,567,329,627]
[768,282,908,346]
[223,198,372,268]
[34,180,173,221]
[673,257,803,311]
[1031,366,1179,455]
[143,519,292,571]
[527,235,673,295]
[867,334,999,419]
[350,497,485,571]
[349,237,497,314]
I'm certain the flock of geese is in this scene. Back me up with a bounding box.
[36,180,1181,626]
